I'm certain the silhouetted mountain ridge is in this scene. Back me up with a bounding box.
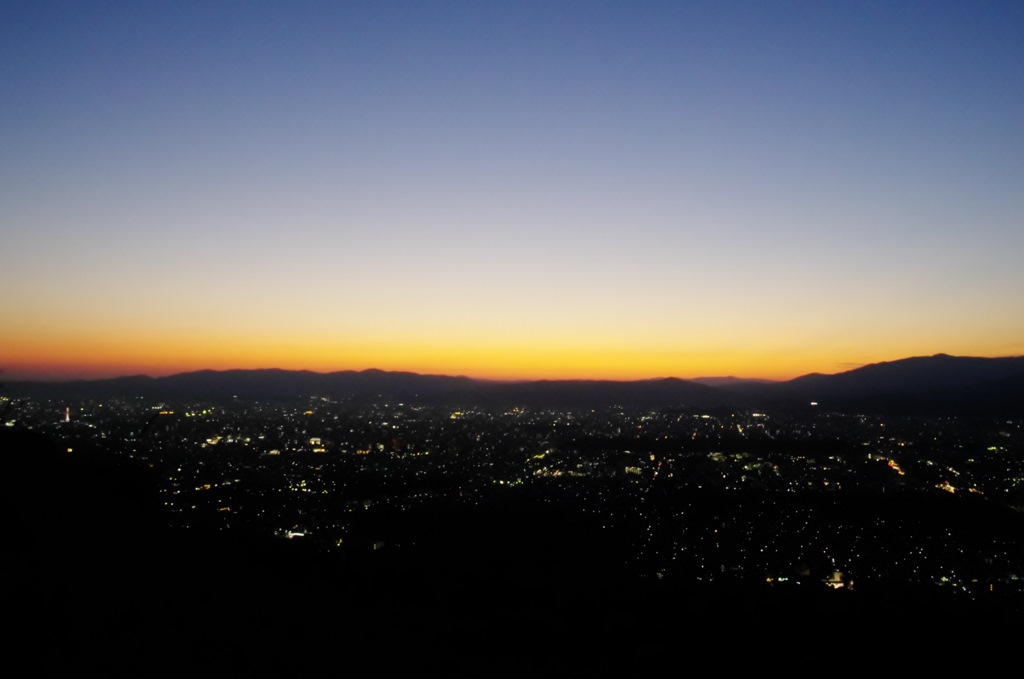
[7,354,1024,414]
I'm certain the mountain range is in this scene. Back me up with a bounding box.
[6,354,1024,415]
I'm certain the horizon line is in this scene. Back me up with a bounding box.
[7,352,1019,385]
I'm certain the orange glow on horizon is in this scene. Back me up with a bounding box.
[4,310,1021,383]
[6,333,1020,384]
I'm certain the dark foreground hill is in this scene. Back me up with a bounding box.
[3,428,1018,674]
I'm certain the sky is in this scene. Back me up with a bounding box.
[3,1,1023,382]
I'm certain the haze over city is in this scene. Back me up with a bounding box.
[3,1,1023,382]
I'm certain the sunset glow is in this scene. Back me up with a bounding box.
[3,2,1023,382]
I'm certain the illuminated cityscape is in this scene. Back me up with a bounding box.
[4,358,1024,670]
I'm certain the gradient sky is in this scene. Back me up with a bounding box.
[3,1,1023,381]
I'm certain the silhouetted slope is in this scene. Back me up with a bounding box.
[756,354,1024,414]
